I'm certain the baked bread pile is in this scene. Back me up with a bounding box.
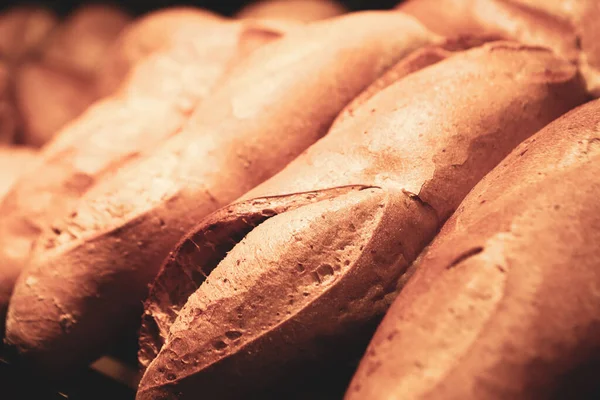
[0,1,598,399]
[1,5,131,147]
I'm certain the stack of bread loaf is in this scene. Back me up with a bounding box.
[0,0,599,398]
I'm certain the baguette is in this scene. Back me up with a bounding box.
[347,97,600,400]
[397,0,600,96]
[0,6,58,145]
[135,42,587,399]
[0,146,37,198]
[97,8,223,96]
[5,11,438,376]
[236,0,346,22]
[0,18,286,333]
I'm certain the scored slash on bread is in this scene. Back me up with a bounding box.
[347,97,600,400]
[136,41,588,399]
[5,11,439,377]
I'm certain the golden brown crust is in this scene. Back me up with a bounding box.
[397,0,600,95]
[347,98,600,400]
[5,12,437,376]
[136,42,587,399]
[236,0,346,22]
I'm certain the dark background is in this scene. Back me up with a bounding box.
[2,0,400,16]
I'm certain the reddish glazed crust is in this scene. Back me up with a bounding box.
[347,98,600,400]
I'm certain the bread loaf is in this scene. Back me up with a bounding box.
[135,42,587,399]
[5,11,438,376]
[347,97,600,400]
[397,0,600,96]
[236,0,346,22]
[97,8,223,96]
[0,17,286,335]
